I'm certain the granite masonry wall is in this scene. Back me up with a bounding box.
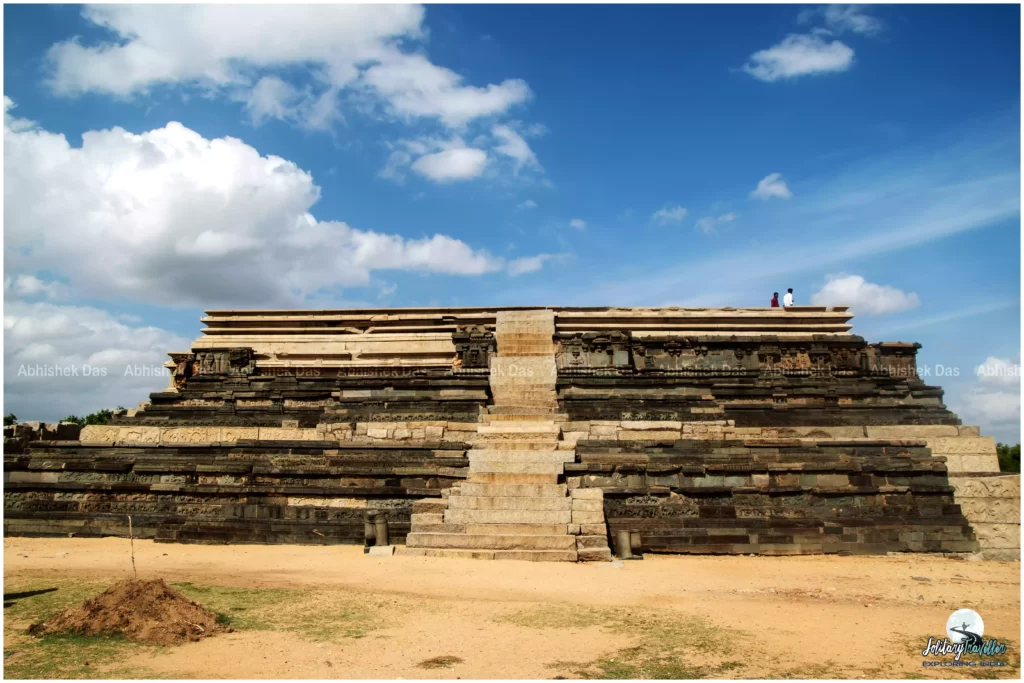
[4,307,1016,559]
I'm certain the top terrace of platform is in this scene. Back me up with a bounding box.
[198,306,855,338]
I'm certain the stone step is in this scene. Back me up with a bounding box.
[459,482,568,497]
[413,523,467,533]
[577,547,613,562]
[468,461,564,475]
[464,523,569,535]
[489,396,560,407]
[400,548,578,562]
[467,472,559,484]
[406,531,576,550]
[485,405,562,415]
[412,499,449,514]
[444,509,572,525]
[469,450,575,464]
[477,422,560,433]
[448,496,572,511]
[482,412,569,421]
[468,439,561,451]
[410,512,444,525]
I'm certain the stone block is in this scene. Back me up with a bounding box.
[258,427,318,441]
[79,425,121,443]
[951,475,1020,498]
[572,488,604,500]
[425,426,445,439]
[960,454,1000,472]
[958,498,1021,524]
[120,426,161,444]
[621,421,683,430]
[577,535,609,548]
[816,474,850,488]
[617,430,680,440]
[366,427,389,439]
[958,425,982,437]
[222,427,259,442]
[448,496,571,511]
[367,545,395,556]
[281,420,300,429]
[865,425,960,438]
[162,426,220,443]
[580,523,607,536]
[407,532,575,550]
[978,548,1021,561]
[577,547,613,562]
[445,509,572,525]
[926,436,997,455]
[572,510,606,524]
[572,499,604,512]
[7,472,60,483]
[567,524,581,535]
[971,523,1021,549]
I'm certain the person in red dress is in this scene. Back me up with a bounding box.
[770,292,779,307]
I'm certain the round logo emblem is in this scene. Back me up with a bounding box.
[946,609,985,645]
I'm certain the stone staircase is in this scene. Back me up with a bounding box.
[400,310,612,562]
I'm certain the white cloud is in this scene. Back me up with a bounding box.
[45,5,533,132]
[507,253,556,276]
[751,173,793,200]
[742,33,854,82]
[361,51,531,128]
[651,205,688,225]
[4,299,191,422]
[4,275,67,300]
[4,106,548,308]
[569,218,587,230]
[810,274,920,315]
[378,283,398,298]
[492,124,541,174]
[518,199,538,209]
[694,213,736,234]
[975,357,1021,388]
[410,147,489,182]
[956,357,1022,434]
[800,5,885,36]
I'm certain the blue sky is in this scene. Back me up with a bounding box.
[3,3,1020,442]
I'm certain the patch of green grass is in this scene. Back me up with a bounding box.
[172,582,394,642]
[3,633,161,680]
[500,605,747,679]
[3,579,161,679]
[169,582,299,631]
[4,580,111,626]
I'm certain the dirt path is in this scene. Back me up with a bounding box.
[4,537,1020,679]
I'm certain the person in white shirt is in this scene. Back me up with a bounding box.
[783,288,794,307]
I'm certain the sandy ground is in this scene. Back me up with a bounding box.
[4,537,1020,679]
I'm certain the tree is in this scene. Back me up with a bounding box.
[61,409,119,427]
[3,413,17,426]
[996,443,1021,474]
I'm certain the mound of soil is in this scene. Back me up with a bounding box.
[29,578,231,645]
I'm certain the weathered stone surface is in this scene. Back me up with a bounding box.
[957,498,1020,524]
[6,306,995,560]
[971,523,1020,549]
[577,547,613,562]
[951,475,1020,498]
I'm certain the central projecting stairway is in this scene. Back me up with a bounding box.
[400,310,612,562]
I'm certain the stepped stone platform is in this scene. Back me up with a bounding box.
[4,306,1016,561]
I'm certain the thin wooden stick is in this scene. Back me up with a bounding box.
[128,514,137,579]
